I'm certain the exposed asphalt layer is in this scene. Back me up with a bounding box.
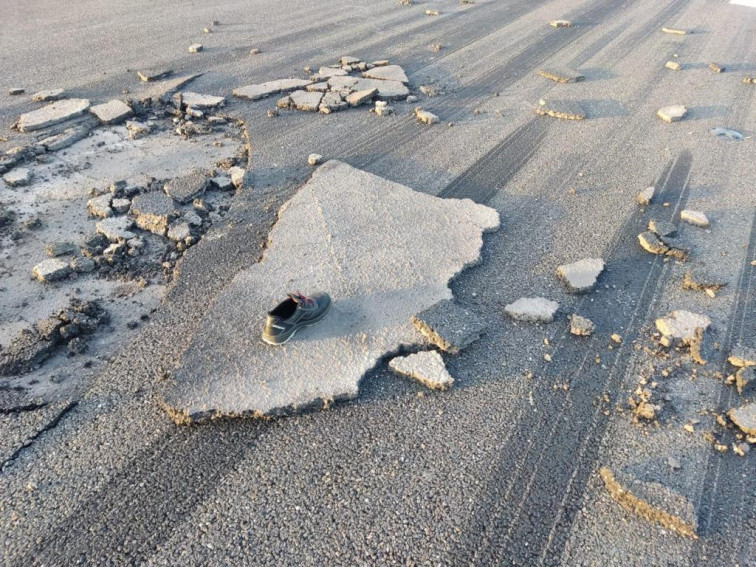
[2,0,756,565]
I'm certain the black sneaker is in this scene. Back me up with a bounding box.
[262,292,332,346]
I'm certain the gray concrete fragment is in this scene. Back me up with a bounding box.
[90,100,133,124]
[657,105,687,123]
[46,242,75,257]
[87,194,112,218]
[130,192,175,234]
[181,92,225,109]
[306,82,329,92]
[3,168,32,187]
[362,65,409,84]
[411,299,486,353]
[137,68,172,82]
[655,310,711,346]
[536,99,585,120]
[96,217,136,242]
[536,68,585,83]
[346,88,377,107]
[289,90,323,111]
[164,170,207,204]
[167,221,191,242]
[728,345,756,368]
[728,403,756,436]
[183,210,202,227]
[556,258,605,293]
[31,89,64,102]
[665,61,682,71]
[648,219,677,237]
[569,314,595,336]
[32,259,71,282]
[111,198,131,214]
[680,210,709,228]
[17,99,90,132]
[682,270,725,293]
[389,351,454,390]
[637,186,655,206]
[319,92,347,114]
[37,125,89,151]
[352,78,409,100]
[233,79,313,101]
[138,74,202,105]
[504,297,559,323]
[637,231,687,260]
[340,56,361,65]
[307,154,322,166]
[327,76,359,91]
[161,160,499,422]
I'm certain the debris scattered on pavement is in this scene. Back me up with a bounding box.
[680,209,709,228]
[90,100,134,124]
[556,258,605,293]
[307,153,322,166]
[570,314,595,336]
[504,297,559,323]
[188,44,203,53]
[536,68,585,83]
[164,170,208,204]
[371,100,394,116]
[709,127,744,141]
[15,98,91,132]
[682,270,726,294]
[661,27,687,35]
[389,351,454,390]
[728,403,756,436]
[599,466,698,539]
[536,99,585,120]
[728,345,756,368]
[735,366,755,395]
[665,61,682,71]
[414,108,439,124]
[637,186,655,206]
[3,167,33,187]
[637,231,688,260]
[31,89,65,102]
[411,299,486,353]
[550,20,572,28]
[655,310,711,348]
[708,63,724,73]
[657,105,687,123]
[31,258,71,283]
[125,120,151,139]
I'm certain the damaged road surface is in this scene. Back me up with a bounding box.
[162,161,499,422]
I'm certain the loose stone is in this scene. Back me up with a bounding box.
[665,61,682,71]
[46,242,76,257]
[504,297,559,323]
[657,105,687,123]
[389,351,454,390]
[570,314,595,336]
[188,44,203,53]
[637,186,655,205]
[680,209,709,228]
[556,258,605,293]
[415,108,439,124]
[32,259,71,282]
[307,154,323,166]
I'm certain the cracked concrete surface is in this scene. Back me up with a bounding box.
[162,160,499,421]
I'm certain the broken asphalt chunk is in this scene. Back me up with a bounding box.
[655,310,711,347]
[289,90,323,111]
[657,105,687,123]
[362,65,409,84]
[233,79,313,101]
[728,403,756,436]
[536,99,585,120]
[536,68,585,83]
[37,125,89,151]
[556,258,605,294]
[389,351,454,390]
[665,61,682,71]
[180,92,225,109]
[17,98,91,132]
[32,259,71,283]
[504,297,559,323]
[96,217,136,242]
[682,270,726,294]
[3,168,33,187]
[131,192,175,234]
[90,100,133,124]
[680,209,709,228]
[569,314,595,336]
[411,299,486,354]
[164,170,207,204]
[736,366,756,396]
[188,44,203,53]
[599,466,698,539]
[648,219,677,237]
[637,186,655,206]
[346,88,377,107]
[31,89,64,102]
[708,63,724,73]
[137,68,172,82]
[414,108,439,124]
[728,345,756,368]
[637,231,688,260]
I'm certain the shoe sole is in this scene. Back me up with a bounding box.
[261,301,332,346]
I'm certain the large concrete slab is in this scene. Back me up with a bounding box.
[17,98,91,132]
[162,161,499,422]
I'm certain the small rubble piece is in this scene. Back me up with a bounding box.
[682,270,726,294]
[411,299,486,354]
[167,221,191,242]
[665,61,682,71]
[307,154,322,166]
[188,44,203,53]
[32,259,71,283]
[556,258,605,294]
[657,105,687,123]
[210,176,233,191]
[637,231,688,260]
[744,77,756,84]
[318,92,347,114]
[228,166,246,189]
[87,194,112,218]
[362,65,410,84]
[536,99,585,120]
[661,27,687,35]
[419,85,440,97]
[346,88,377,107]
[96,217,136,242]
[648,219,677,237]
[655,310,711,348]
[415,108,439,125]
[90,100,133,124]
[504,297,559,323]
[137,68,172,82]
[125,120,151,140]
[425,9,440,16]
[708,63,724,73]
[0,300,108,376]
[250,48,261,55]
[31,89,64,102]
[3,167,32,187]
[550,20,571,28]
[180,92,225,109]
[9,88,25,95]
[17,98,91,132]
[372,100,393,116]
[536,68,585,83]
[37,125,89,151]
[728,403,756,436]
[131,192,175,234]
[306,82,329,93]
[289,90,323,111]
[164,170,207,204]
[637,186,655,206]
[233,79,313,101]
[728,345,756,368]
[570,314,595,336]
[429,44,443,53]
[709,127,744,141]
[46,242,75,257]
[736,366,756,396]
[599,467,698,539]
[70,257,95,273]
[389,351,454,390]
[111,198,131,214]
[680,209,708,228]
